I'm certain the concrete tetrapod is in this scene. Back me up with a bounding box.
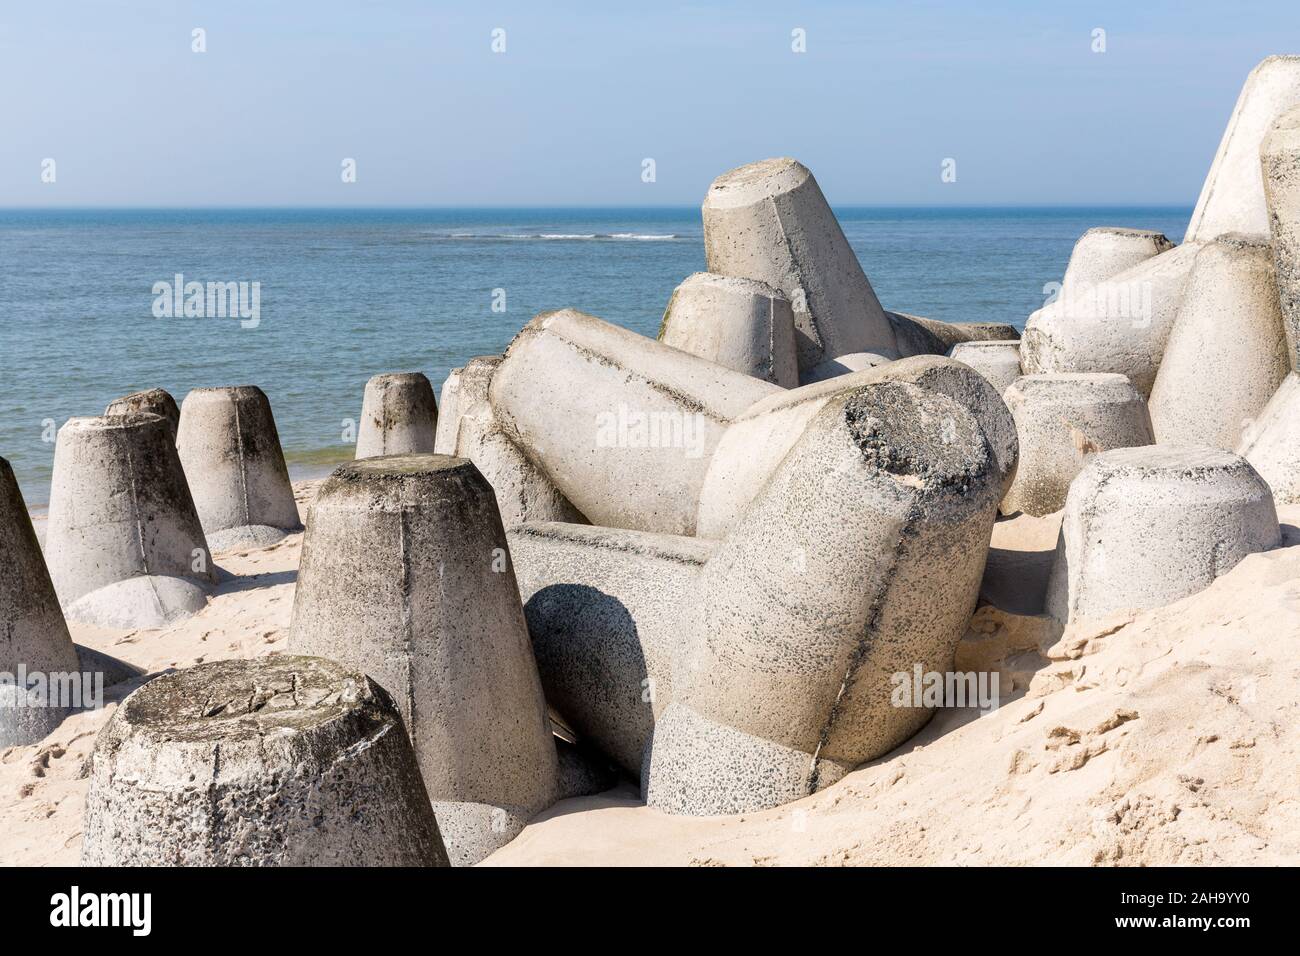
[510,522,716,774]
[490,309,780,535]
[1000,374,1154,517]
[1020,241,1200,397]
[1148,235,1290,450]
[104,388,181,443]
[888,311,1019,358]
[1046,445,1280,627]
[645,382,1002,815]
[1237,373,1300,504]
[81,656,448,866]
[434,353,583,524]
[433,355,501,455]
[176,386,302,551]
[288,454,558,866]
[1060,227,1174,294]
[801,351,894,385]
[511,377,1004,798]
[355,372,438,459]
[1262,105,1300,368]
[44,414,218,629]
[702,158,899,372]
[658,272,799,387]
[453,399,586,526]
[1186,55,1300,243]
[0,457,82,747]
[949,340,1022,396]
[696,356,1019,539]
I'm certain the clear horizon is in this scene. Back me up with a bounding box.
[2,1,1296,207]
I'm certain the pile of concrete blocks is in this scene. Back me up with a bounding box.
[1021,56,1300,406]
[15,54,1300,867]
[662,156,1017,387]
[511,359,1014,813]
[1013,56,1300,514]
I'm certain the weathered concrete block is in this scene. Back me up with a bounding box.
[1020,241,1200,397]
[1187,55,1300,242]
[355,372,438,459]
[1149,235,1290,449]
[176,386,302,551]
[1238,372,1300,503]
[436,354,583,525]
[658,272,799,387]
[696,356,1018,538]
[434,355,502,455]
[702,158,899,372]
[889,311,1019,358]
[490,309,779,535]
[45,414,217,629]
[104,388,180,443]
[950,340,1022,395]
[81,656,448,866]
[1262,105,1300,369]
[646,381,1002,815]
[288,454,558,865]
[509,521,715,774]
[555,738,623,801]
[1001,374,1153,517]
[1061,227,1174,294]
[1046,445,1279,625]
[454,399,586,525]
[801,351,893,384]
[0,457,81,747]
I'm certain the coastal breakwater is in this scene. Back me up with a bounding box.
[3,56,1300,866]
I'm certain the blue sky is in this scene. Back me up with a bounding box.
[1,0,1296,206]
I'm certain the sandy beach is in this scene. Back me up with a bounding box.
[5,478,1295,867]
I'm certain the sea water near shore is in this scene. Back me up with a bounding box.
[0,206,1191,504]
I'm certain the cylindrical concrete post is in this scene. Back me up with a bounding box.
[658,272,799,387]
[81,655,448,866]
[434,355,501,455]
[0,457,81,746]
[355,372,438,459]
[1046,445,1280,626]
[1061,227,1174,294]
[176,386,302,551]
[702,158,899,373]
[288,454,558,865]
[44,414,217,629]
[950,340,1022,396]
[1261,104,1300,369]
[1001,374,1154,517]
[104,388,181,443]
[1148,235,1290,450]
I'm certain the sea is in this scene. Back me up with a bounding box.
[0,206,1192,504]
